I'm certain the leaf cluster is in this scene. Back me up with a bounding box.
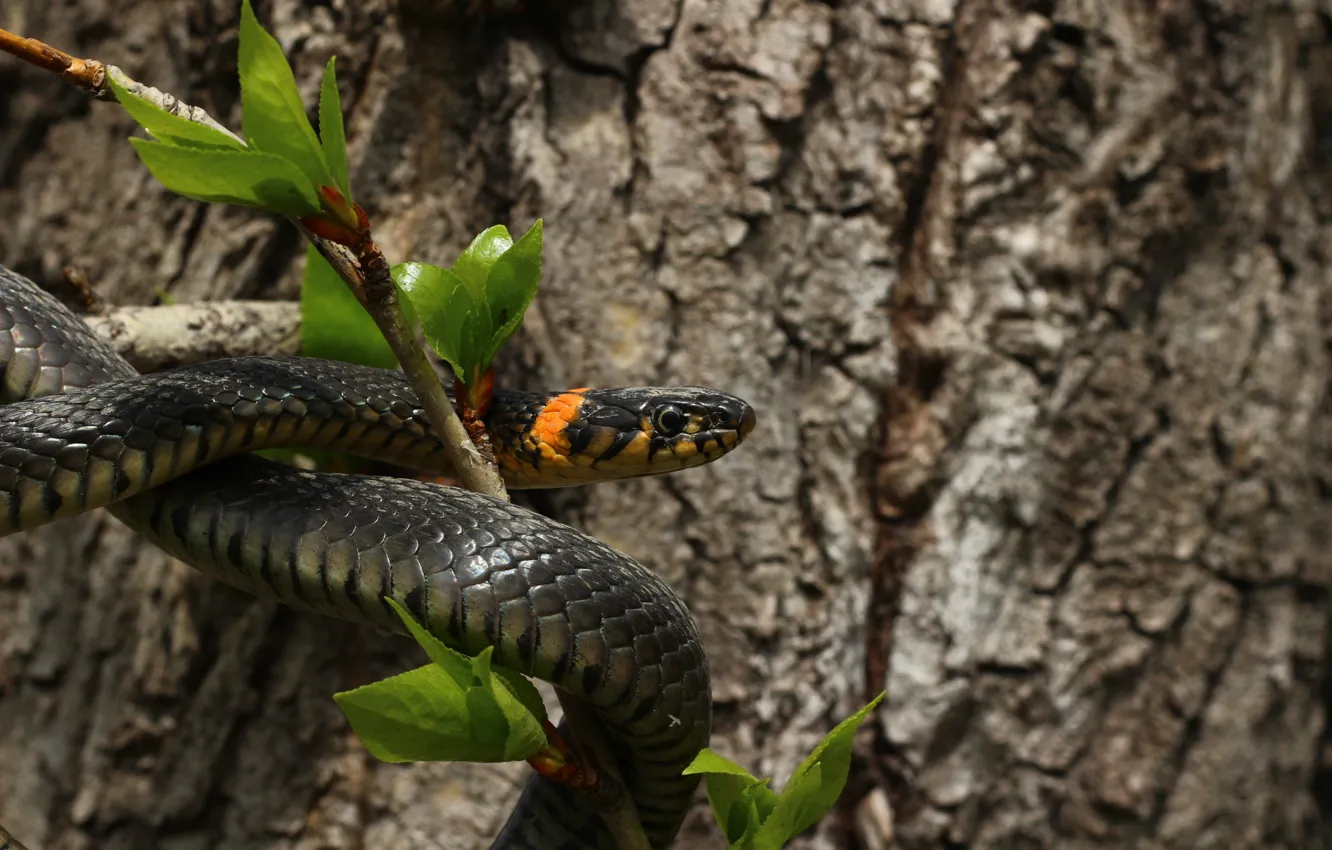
[109,0,355,227]
[393,222,542,385]
[684,692,886,849]
[298,221,542,388]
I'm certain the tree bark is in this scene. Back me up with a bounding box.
[0,2,1328,850]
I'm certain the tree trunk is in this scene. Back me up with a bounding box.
[0,1,1328,849]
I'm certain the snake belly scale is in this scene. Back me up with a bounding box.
[0,264,757,849]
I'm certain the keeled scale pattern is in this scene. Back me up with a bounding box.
[0,265,137,399]
[116,456,710,848]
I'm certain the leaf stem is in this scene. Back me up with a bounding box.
[556,691,653,850]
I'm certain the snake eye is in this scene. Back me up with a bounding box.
[653,405,687,437]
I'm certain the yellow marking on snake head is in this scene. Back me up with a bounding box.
[668,439,698,461]
[611,431,650,462]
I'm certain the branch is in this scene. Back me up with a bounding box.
[0,823,30,850]
[0,28,106,96]
[87,300,301,371]
[83,295,502,493]
[351,239,503,493]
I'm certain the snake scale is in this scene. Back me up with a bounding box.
[0,264,756,849]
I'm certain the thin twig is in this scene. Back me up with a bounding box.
[0,822,30,850]
[300,227,507,499]
[0,27,105,95]
[354,239,505,498]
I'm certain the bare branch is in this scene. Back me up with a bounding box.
[86,301,301,372]
[0,27,105,96]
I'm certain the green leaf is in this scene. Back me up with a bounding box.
[452,225,513,296]
[738,781,782,849]
[685,749,761,779]
[483,670,547,759]
[770,691,884,838]
[383,598,473,685]
[481,219,542,364]
[362,599,546,763]
[749,786,801,848]
[465,647,531,758]
[391,221,543,388]
[108,76,244,150]
[753,765,819,848]
[333,664,477,763]
[706,773,762,845]
[318,57,352,205]
[686,751,768,845]
[393,261,489,382]
[238,0,332,192]
[387,599,546,746]
[465,679,510,752]
[493,667,548,727]
[129,138,321,217]
[299,245,398,369]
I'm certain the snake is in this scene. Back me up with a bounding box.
[0,264,757,849]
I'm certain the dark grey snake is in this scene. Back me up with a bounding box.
[0,264,757,849]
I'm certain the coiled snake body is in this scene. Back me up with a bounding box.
[0,265,756,849]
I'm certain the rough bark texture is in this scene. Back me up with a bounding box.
[0,2,1328,850]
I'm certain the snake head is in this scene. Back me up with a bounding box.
[497,386,756,488]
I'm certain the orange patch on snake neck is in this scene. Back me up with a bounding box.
[532,390,589,457]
